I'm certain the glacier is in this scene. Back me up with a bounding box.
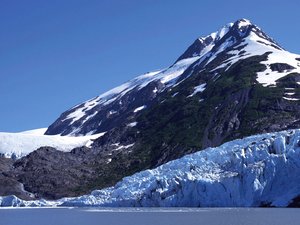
[1,129,300,207]
[0,129,105,158]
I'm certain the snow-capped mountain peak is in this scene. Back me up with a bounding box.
[202,20,300,87]
[177,18,277,61]
[176,21,235,62]
[236,18,251,27]
[45,19,300,137]
[233,18,283,50]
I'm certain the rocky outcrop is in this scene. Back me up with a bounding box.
[270,63,295,72]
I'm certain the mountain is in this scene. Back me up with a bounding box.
[45,18,300,138]
[2,129,300,207]
[1,18,300,201]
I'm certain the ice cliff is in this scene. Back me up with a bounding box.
[2,129,300,207]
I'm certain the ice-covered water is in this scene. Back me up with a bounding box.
[0,208,299,225]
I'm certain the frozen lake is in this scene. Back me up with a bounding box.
[0,207,299,225]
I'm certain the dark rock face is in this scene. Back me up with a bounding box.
[288,195,300,207]
[12,146,109,199]
[277,72,300,84]
[201,88,250,148]
[0,157,34,200]
[10,140,141,199]
[175,36,214,62]
[270,63,295,72]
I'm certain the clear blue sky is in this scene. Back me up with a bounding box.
[1,0,300,132]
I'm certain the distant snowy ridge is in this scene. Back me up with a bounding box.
[2,129,300,207]
[0,129,104,158]
[19,128,47,135]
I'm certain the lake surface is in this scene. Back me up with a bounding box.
[0,207,299,225]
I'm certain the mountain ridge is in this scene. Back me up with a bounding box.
[45,18,300,137]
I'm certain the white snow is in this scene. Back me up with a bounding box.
[195,22,233,60]
[283,97,300,101]
[237,19,251,29]
[19,128,47,135]
[0,130,105,158]
[211,28,300,87]
[195,20,300,89]
[127,122,137,127]
[187,83,206,97]
[63,108,86,125]
[191,23,236,69]
[285,92,295,96]
[196,36,215,58]
[256,50,300,87]
[205,37,236,66]
[82,111,98,124]
[172,92,179,98]
[114,143,135,151]
[4,129,300,207]
[108,110,117,115]
[157,57,201,85]
[216,23,233,40]
[133,105,146,113]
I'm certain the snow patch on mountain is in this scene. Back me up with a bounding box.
[256,50,300,87]
[0,130,105,158]
[188,83,206,97]
[208,24,300,87]
[283,96,300,101]
[194,19,300,89]
[236,18,253,30]
[133,105,146,113]
[127,122,137,127]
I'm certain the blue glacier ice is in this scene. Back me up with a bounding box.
[1,129,300,207]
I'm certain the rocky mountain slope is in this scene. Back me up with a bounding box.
[1,19,300,200]
[2,129,300,207]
